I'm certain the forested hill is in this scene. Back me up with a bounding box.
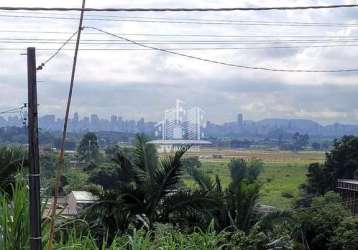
[205,118,358,138]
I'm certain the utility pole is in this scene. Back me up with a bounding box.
[48,1,86,248]
[27,47,42,250]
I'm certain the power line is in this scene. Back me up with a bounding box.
[1,30,358,38]
[2,12,356,28]
[5,38,358,43]
[0,4,358,12]
[36,30,78,70]
[0,106,25,115]
[1,13,358,27]
[84,26,358,73]
[5,41,358,46]
[4,43,358,52]
[0,10,352,26]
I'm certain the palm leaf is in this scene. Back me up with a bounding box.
[189,167,215,192]
[112,150,140,185]
[133,134,158,185]
[147,146,189,211]
[162,189,221,227]
[214,175,222,193]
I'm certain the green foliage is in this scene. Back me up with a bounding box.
[328,216,358,250]
[77,132,100,162]
[228,158,263,183]
[63,168,89,194]
[0,177,29,249]
[105,144,134,162]
[294,192,350,250]
[84,134,218,244]
[281,191,294,199]
[40,152,57,179]
[182,156,202,172]
[87,162,120,190]
[189,158,262,232]
[0,146,27,195]
[305,135,358,195]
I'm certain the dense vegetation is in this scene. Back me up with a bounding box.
[0,135,357,249]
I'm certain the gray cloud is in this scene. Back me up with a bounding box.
[1,0,358,125]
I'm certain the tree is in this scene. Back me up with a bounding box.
[304,135,358,195]
[84,134,218,243]
[190,158,263,232]
[62,168,89,194]
[87,163,120,190]
[0,146,27,196]
[292,132,309,151]
[329,216,358,250]
[294,192,351,250]
[229,158,263,183]
[182,156,202,175]
[77,132,99,162]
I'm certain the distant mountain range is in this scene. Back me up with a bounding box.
[1,114,358,139]
[205,118,358,139]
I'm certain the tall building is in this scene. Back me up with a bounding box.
[155,99,206,140]
[237,113,243,126]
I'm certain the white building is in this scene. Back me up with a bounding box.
[152,99,210,152]
[155,99,206,140]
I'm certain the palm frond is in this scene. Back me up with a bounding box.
[189,167,215,192]
[163,189,220,215]
[148,146,189,211]
[112,150,139,184]
[133,134,158,185]
[214,175,222,193]
[256,210,295,232]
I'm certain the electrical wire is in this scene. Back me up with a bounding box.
[0,106,25,115]
[83,26,358,73]
[2,30,358,38]
[0,9,355,26]
[0,4,358,12]
[4,45,358,50]
[1,13,358,27]
[36,30,79,70]
[5,38,358,44]
[4,44,358,51]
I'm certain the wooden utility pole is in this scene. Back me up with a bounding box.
[27,47,42,250]
[48,1,86,249]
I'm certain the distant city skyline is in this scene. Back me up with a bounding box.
[2,1,358,125]
[1,110,358,130]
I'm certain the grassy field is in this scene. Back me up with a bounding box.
[184,149,325,209]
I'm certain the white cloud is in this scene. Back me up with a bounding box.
[1,0,358,124]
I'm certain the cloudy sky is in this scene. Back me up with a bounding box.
[1,0,358,124]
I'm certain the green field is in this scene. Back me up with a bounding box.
[184,149,325,209]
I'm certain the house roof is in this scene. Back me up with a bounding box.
[338,179,358,185]
[71,191,98,203]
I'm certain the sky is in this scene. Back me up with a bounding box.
[1,0,358,124]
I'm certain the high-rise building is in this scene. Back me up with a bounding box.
[237,113,243,126]
[156,99,206,140]
[90,114,100,130]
